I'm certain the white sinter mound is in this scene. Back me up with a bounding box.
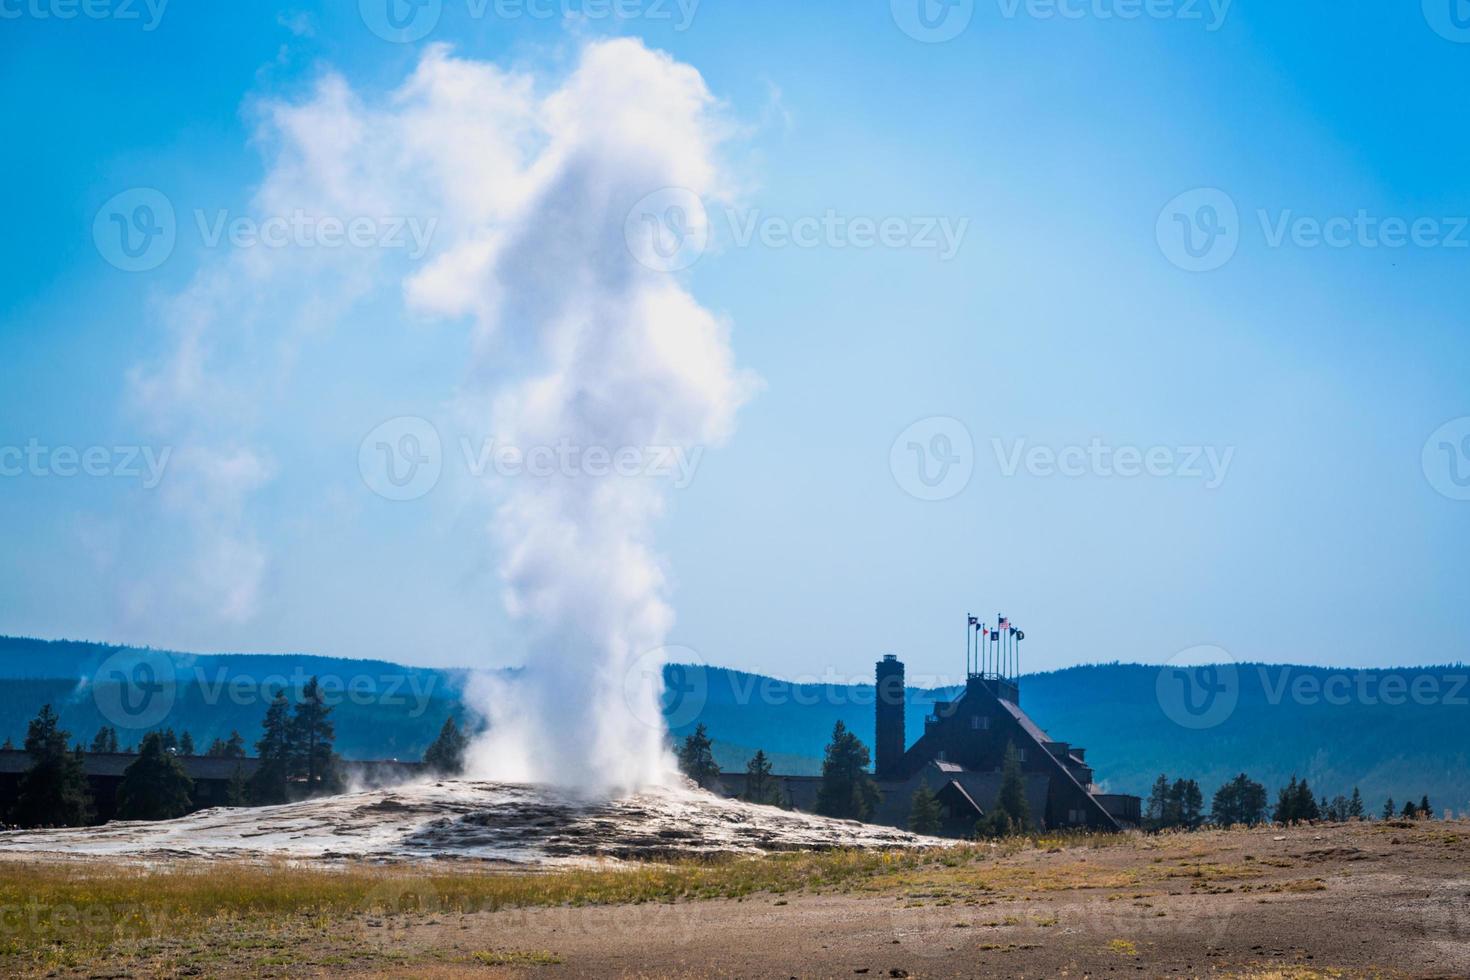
[0,780,944,865]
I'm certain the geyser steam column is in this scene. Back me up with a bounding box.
[875,654,905,780]
[457,39,754,796]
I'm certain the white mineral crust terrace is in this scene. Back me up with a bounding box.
[0,780,948,865]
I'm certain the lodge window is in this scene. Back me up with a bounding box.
[970,715,988,730]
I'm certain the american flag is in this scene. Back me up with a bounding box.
[999,616,1009,630]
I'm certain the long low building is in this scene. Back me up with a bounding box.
[0,750,421,823]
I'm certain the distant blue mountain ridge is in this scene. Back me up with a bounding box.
[0,636,1465,812]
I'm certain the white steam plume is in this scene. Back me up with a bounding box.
[129,39,747,792]
[440,41,753,794]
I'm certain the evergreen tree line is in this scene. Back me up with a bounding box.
[5,678,349,828]
[1145,771,1435,830]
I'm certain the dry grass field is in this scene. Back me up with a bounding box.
[1,818,1466,978]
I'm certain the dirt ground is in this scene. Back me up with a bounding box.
[356,819,1470,979]
[13,818,1470,978]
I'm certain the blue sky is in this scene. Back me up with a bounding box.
[1,1,1468,683]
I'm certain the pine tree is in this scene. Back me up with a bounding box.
[1401,799,1418,819]
[1348,787,1364,820]
[1145,774,1171,830]
[291,677,341,795]
[206,730,246,759]
[1182,780,1204,829]
[115,732,194,821]
[423,717,468,775]
[159,729,178,753]
[1,737,13,750]
[742,750,782,806]
[249,688,293,804]
[814,721,880,821]
[1210,774,1268,827]
[90,727,119,754]
[994,741,1031,833]
[1420,795,1433,819]
[676,724,720,789]
[1383,797,1395,820]
[1273,776,1299,824]
[178,731,195,756]
[908,779,942,835]
[12,705,93,828]
[1295,778,1320,822]
[227,764,249,806]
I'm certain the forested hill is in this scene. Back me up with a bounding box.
[1,636,1465,811]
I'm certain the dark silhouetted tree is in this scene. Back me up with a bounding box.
[742,750,782,806]
[291,677,342,795]
[90,727,119,754]
[178,731,195,756]
[423,717,468,775]
[115,732,194,821]
[1210,774,1268,827]
[908,779,942,835]
[249,689,293,804]
[677,724,720,790]
[1348,787,1364,820]
[995,741,1032,832]
[12,705,93,828]
[815,721,880,821]
[1420,795,1433,819]
[1382,797,1395,820]
[1402,799,1419,819]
